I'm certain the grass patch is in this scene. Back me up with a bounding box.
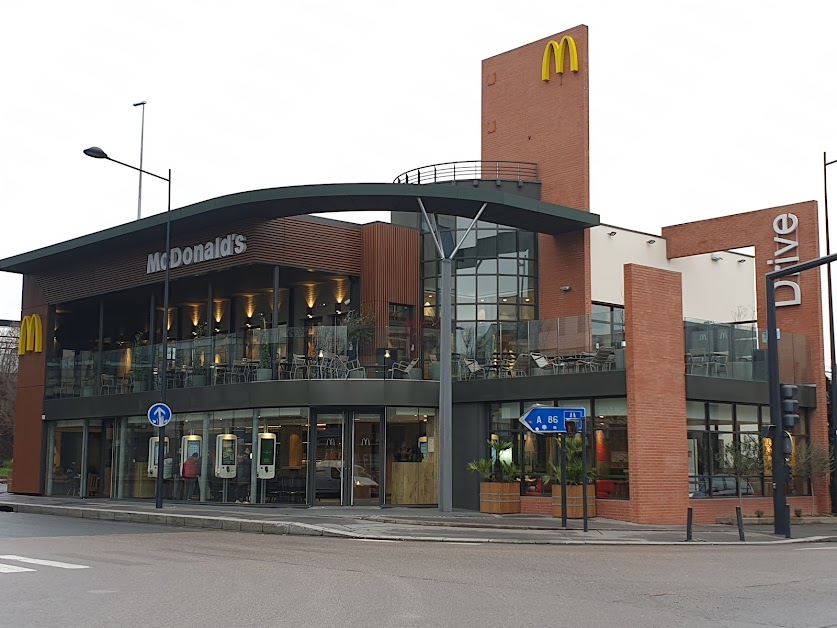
[0,459,12,479]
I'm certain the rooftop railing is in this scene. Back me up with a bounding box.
[684,319,812,384]
[393,160,539,185]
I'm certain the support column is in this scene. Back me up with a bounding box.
[439,258,453,512]
[200,414,210,501]
[251,410,259,504]
[624,264,688,524]
[80,419,89,498]
[45,422,55,496]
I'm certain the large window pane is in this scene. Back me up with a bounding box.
[386,407,438,505]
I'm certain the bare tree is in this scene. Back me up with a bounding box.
[0,324,19,462]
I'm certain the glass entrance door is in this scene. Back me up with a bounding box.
[313,411,345,505]
[352,412,382,506]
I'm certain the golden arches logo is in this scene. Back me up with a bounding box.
[18,314,43,355]
[541,36,579,81]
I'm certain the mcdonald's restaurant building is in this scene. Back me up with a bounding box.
[2,25,831,524]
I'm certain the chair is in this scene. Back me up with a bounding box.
[100,374,116,395]
[291,355,308,379]
[708,353,728,377]
[388,357,420,379]
[688,350,709,375]
[577,346,615,372]
[462,358,485,380]
[87,474,100,497]
[530,353,558,375]
[508,353,531,377]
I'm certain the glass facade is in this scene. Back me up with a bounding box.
[44,406,439,507]
[687,401,810,498]
[489,397,629,500]
[422,218,538,364]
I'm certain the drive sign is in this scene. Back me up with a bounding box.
[518,406,586,433]
[147,403,172,428]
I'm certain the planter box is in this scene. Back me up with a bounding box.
[256,368,273,381]
[479,482,521,514]
[552,484,596,518]
[191,375,206,388]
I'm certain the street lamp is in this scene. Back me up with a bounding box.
[84,146,172,509]
[133,101,147,221]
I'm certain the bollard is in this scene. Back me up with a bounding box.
[785,504,792,539]
[686,507,693,541]
[735,506,745,542]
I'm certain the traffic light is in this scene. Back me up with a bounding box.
[565,419,579,434]
[780,384,799,429]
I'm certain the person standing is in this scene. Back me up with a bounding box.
[182,452,200,501]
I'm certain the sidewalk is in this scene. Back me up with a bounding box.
[2,493,835,545]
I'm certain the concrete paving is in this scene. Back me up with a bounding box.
[1,493,835,545]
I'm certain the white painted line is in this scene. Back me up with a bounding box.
[0,555,90,569]
[358,539,398,543]
[0,563,35,574]
[793,546,837,551]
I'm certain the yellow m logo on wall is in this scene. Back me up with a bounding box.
[18,314,43,355]
[541,36,579,81]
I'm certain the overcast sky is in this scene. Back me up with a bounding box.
[1,1,835,321]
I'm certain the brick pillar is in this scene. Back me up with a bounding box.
[12,275,48,494]
[624,264,689,524]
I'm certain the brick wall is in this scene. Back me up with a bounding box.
[625,264,689,524]
[690,496,814,524]
[662,201,830,515]
[520,495,552,515]
[481,25,592,324]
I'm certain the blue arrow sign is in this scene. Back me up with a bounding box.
[147,402,172,428]
[518,406,586,434]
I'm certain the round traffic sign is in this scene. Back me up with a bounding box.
[147,402,172,427]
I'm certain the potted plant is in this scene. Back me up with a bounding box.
[132,367,152,393]
[344,311,376,361]
[550,433,597,518]
[256,332,273,381]
[721,434,762,510]
[191,362,207,387]
[466,439,521,514]
[81,362,96,397]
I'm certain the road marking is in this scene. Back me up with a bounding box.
[0,564,35,574]
[794,546,837,551]
[0,555,90,569]
[358,538,399,543]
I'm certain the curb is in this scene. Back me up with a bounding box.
[3,502,835,546]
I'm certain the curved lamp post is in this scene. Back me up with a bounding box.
[84,146,172,509]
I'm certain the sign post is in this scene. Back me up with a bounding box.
[518,405,588,531]
[148,403,172,509]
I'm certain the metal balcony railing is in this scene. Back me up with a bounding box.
[393,160,539,185]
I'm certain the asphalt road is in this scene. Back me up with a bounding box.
[0,511,835,628]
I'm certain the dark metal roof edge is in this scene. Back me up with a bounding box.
[0,182,599,274]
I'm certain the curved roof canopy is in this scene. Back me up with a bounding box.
[0,182,599,274]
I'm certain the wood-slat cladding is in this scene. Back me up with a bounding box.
[30,216,362,304]
[360,223,420,344]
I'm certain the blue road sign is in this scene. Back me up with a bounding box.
[147,402,172,428]
[518,406,586,433]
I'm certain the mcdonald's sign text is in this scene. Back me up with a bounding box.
[18,314,43,355]
[541,36,579,81]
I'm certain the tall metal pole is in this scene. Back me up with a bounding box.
[439,257,453,511]
[134,101,147,220]
[155,169,172,509]
[824,153,837,513]
[766,277,788,536]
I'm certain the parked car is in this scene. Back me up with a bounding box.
[689,475,754,498]
[315,461,378,498]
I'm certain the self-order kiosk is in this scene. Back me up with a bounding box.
[181,434,202,472]
[257,433,276,479]
[215,434,237,479]
[147,437,170,478]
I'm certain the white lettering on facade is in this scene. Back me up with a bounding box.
[146,234,247,274]
[769,213,801,307]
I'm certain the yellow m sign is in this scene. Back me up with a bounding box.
[18,314,43,355]
[541,36,579,81]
